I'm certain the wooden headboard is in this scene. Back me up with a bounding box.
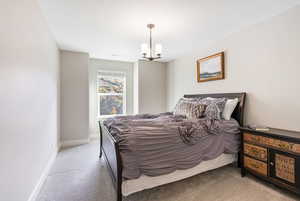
[184,93,246,126]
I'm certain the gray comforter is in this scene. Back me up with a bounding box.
[103,113,240,180]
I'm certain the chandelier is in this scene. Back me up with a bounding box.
[141,24,162,61]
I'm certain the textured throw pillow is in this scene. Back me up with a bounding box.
[222,98,239,120]
[173,97,199,113]
[199,97,227,120]
[174,100,207,119]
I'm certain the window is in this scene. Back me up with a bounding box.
[97,71,126,117]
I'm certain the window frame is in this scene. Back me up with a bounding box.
[97,70,127,118]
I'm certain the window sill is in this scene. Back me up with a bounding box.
[97,114,126,120]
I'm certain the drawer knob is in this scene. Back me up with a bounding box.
[270,162,274,166]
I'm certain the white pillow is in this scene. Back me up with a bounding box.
[222,98,239,120]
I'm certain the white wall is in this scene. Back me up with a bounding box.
[89,58,134,137]
[0,1,60,201]
[166,6,300,131]
[60,50,89,144]
[133,61,139,114]
[136,60,167,114]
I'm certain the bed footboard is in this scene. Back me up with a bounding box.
[98,121,122,201]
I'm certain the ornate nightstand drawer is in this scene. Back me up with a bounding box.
[244,156,268,176]
[244,133,300,154]
[244,143,267,161]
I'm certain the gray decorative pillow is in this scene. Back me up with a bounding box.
[173,97,199,113]
[174,99,207,119]
[199,97,227,120]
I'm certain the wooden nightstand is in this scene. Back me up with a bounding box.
[240,127,300,195]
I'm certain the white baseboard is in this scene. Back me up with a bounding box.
[27,147,58,201]
[57,141,62,152]
[61,138,90,148]
[27,139,88,201]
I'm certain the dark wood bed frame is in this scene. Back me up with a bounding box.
[99,93,246,201]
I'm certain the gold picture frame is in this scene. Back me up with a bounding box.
[197,52,225,82]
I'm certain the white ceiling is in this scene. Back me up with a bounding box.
[38,0,300,62]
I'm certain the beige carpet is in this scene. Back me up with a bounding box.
[37,142,300,201]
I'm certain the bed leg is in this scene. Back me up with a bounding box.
[237,151,241,168]
[98,121,103,159]
[116,175,122,201]
[117,193,122,201]
[99,147,102,158]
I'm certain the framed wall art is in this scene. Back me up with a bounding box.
[196,52,225,82]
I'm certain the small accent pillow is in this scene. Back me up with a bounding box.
[199,97,227,120]
[174,100,207,119]
[222,98,239,120]
[173,97,200,114]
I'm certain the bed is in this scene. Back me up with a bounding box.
[99,93,246,201]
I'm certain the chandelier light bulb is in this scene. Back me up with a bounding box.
[155,44,162,55]
[141,43,148,55]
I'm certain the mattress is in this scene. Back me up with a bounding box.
[122,153,236,196]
